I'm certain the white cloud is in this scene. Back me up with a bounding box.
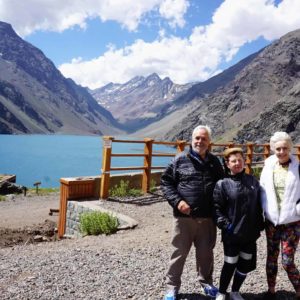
[159,0,189,28]
[2,0,300,88]
[59,34,223,89]
[0,0,188,35]
[203,0,300,48]
[59,0,300,88]
[0,0,89,36]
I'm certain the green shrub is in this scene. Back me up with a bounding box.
[0,195,6,202]
[80,211,119,235]
[252,166,263,180]
[110,180,142,197]
[27,187,59,196]
[149,179,157,192]
[127,188,142,197]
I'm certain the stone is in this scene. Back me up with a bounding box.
[0,181,26,195]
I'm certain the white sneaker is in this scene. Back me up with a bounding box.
[230,291,244,300]
[216,292,226,300]
[164,289,177,300]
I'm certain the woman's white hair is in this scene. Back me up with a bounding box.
[270,131,293,151]
[192,125,212,140]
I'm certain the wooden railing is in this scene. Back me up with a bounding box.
[57,138,300,238]
[100,137,300,199]
[100,136,184,198]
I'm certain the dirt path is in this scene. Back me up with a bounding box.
[0,193,60,248]
[0,193,59,229]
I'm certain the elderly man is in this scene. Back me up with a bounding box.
[161,125,224,300]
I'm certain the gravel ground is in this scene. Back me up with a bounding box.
[0,192,299,300]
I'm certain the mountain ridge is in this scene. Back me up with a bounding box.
[90,50,259,134]
[1,20,299,143]
[91,72,192,132]
[160,28,300,143]
[0,21,122,135]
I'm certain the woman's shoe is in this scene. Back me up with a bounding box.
[216,292,226,300]
[230,291,244,300]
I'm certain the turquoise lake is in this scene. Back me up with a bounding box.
[0,135,174,188]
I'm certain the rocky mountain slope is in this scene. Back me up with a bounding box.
[132,51,260,139]
[92,51,258,134]
[152,29,300,144]
[0,21,122,135]
[90,73,192,132]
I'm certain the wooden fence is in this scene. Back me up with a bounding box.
[100,136,300,199]
[57,137,300,238]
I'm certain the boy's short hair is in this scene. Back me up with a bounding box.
[223,147,243,161]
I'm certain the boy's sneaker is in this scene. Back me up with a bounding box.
[230,292,244,300]
[164,289,177,300]
[216,292,226,300]
[201,284,219,298]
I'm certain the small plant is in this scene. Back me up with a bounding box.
[80,211,119,235]
[149,179,157,192]
[252,166,263,180]
[27,187,59,196]
[0,195,6,202]
[110,180,142,197]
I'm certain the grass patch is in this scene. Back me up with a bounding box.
[150,179,158,193]
[27,187,59,195]
[80,211,119,235]
[110,180,143,197]
[0,195,6,202]
[251,166,262,180]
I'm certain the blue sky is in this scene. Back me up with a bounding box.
[1,0,299,89]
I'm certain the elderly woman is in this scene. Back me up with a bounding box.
[214,148,264,300]
[260,132,300,300]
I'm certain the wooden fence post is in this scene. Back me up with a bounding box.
[176,140,186,152]
[295,145,300,161]
[100,136,114,199]
[142,138,153,193]
[263,144,271,161]
[57,180,69,238]
[245,143,254,174]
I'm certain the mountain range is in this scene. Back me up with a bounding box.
[1,20,299,144]
[90,51,259,134]
[159,29,300,144]
[132,30,300,144]
[90,73,193,132]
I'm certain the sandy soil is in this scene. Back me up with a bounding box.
[0,192,60,248]
[0,192,59,228]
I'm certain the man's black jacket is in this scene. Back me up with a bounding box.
[161,147,224,218]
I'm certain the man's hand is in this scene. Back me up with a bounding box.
[177,200,191,215]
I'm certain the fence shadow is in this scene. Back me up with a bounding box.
[107,191,166,206]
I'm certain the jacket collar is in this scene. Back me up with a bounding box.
[188,146,209,164]
[227,169,245,180]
